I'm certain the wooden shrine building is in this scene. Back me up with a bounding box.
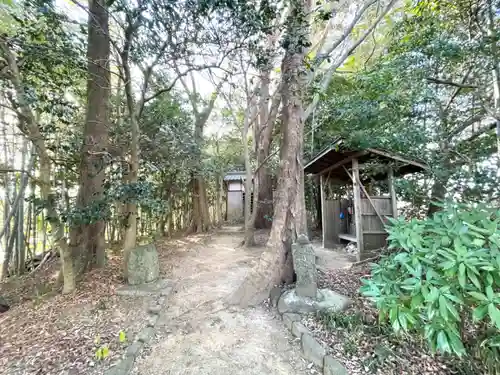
[304,140,427,261]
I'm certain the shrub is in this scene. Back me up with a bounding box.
[360,203,500,371]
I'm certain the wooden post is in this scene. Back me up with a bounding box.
[352,158,363,261]
[388,167,398,219]
[320,174,326,248]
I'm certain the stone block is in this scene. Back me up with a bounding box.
[104,357,135,375]
[126,244,159,285]
[324,356,348,375]
[125,341,143,357]
[282,313,301,330]
[137,326,154,343]
[291,321,309,338]
[292,235,317,298]
[148,304,162,315]
[146,314,159,327]
[301,333,326,368]
[277,288,350,315]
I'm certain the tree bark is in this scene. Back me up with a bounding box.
[120,15,143,275]
[486,0,500,164]
[243,94,257,246]
[254,71,281,229]
[71,0,110,273]
[254,68,273,229]
[427,175,449,217]
[215,172,223,227]
[16,142,27,275]
[228,0,311,306]
[2,120,10,257]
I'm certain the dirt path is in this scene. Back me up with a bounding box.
[131,227,308,375]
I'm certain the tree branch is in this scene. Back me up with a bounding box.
[426,77,478,89]
[305,0,397,120]
[314,0,378,65]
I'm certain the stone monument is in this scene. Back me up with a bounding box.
[292,234,317,298]
[277,234,351,314]
[126,243,160,285]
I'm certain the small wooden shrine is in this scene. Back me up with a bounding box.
[304,140,427,261]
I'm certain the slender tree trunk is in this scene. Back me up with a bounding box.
[0,39,76,293]
[254,68,275,229]
[215,172,222,226]
[26,189,33,261]
[487,0,500,163]
[228,0,311,306]
[121,47,140,278]
[243,103,256,246]
[315,177,322,229]
[4,210,18,277]
[17,146,26,275]
[3,124,10,256]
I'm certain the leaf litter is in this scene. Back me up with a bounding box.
[0,253,152,375]
[301,265,487,375]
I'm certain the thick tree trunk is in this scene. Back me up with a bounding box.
[228,0,310,306]
[71,0,110,273]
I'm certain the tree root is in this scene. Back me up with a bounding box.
[226,248,279,307]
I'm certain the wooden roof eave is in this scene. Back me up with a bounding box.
[316,150,368,176]
[365,148,428,171]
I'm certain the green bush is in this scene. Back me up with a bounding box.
[360,203,500,371]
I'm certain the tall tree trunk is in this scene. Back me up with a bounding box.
[243,100,256,246]
[191,117,211,233]
[487,0,500,163]
[16,143,27,275]
[254,69,279,229]
[71,0,110,273]
[31,179,36,257]
[215,172,223,226]
[121,39,141,278]
[26,188,33,261]
[2,123,10,256]
[228,0,310,306]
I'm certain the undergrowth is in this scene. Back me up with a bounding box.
[316,309,487,374]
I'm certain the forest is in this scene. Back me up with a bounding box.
[0,0,499,373]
